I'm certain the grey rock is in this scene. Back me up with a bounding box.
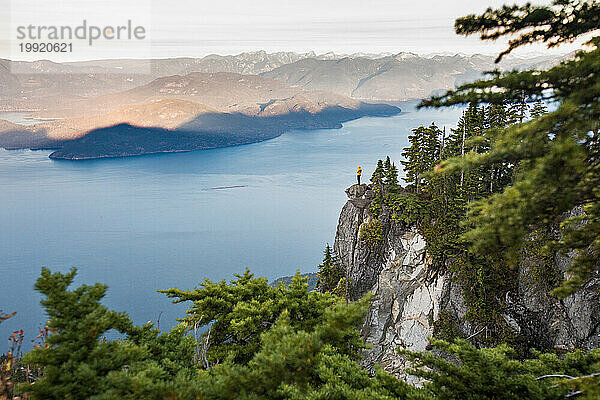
[345,184,374,209]
[333,185,600,377]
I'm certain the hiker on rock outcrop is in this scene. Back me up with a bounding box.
[357,166,362,185]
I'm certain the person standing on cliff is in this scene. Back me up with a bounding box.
[357,166,362,185]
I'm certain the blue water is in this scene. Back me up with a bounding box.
[0,101,463,347]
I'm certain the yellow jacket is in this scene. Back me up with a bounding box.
[357,166,362,175]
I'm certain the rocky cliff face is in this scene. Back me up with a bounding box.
[334,184,600,378]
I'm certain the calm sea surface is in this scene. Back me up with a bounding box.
[0,101,463,346]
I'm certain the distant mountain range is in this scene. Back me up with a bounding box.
[0,50,569,159]
[262,52,569,100]
[0,51,568,110]
[32,72,369,119]
[0,72,399,159]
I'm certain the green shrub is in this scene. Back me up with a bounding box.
[360,219,384,246]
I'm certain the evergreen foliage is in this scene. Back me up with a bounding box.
[401,124,442,192]
[401,339,600,400]
[377,101,541,340]
[10,269,600,398]
[20,268,146,400]
[160,269,350,366]
[369,157,401,218]
[371,159,385,187]
[359,219,385,246]
[175,298,413,400]
[15,269,427,400]
[316,244,345,295]
[422,0,600,298]
[507,94,529,124]
[529,100,548,119]
[384,157,399,188]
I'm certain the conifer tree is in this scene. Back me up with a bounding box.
[446,105,482,159]
[160,270,341,365]
[484,101,509,130]
[384,156,392,172]
[507,93,529,124]
[370,159,387,216]
[401,128,425,191]
[371,159,385,187]
[401,339,600,400]
[21,269,146,400]
[402,125,441,192]
[422,0,600,297]
[316,244,344,294]
[21,270,420,400]
[384,161,399,188]
[151,296,417,400]
[529,99,548,119]
[14,267,600,399]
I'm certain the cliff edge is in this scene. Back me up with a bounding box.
[334,184,600,378]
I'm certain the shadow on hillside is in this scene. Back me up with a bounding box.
[1,102,400,160]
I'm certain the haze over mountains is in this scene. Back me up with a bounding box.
[263,52,566,100]
[0,70,399,159]
[35,72,367,119]
[0,51,566,108]
[0,50,567,159]
[0,51,349,110]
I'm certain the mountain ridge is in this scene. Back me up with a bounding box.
[0,51,568,111]
[0,72,401,159]
[262,52,568,100]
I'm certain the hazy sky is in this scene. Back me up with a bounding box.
[1,0,583,61]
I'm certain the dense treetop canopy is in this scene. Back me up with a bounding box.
[421,0,600,297]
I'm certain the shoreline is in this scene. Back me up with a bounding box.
[46,106,401,161]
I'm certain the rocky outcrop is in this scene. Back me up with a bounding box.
[334,185,600,377]
[335,184,379,299]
